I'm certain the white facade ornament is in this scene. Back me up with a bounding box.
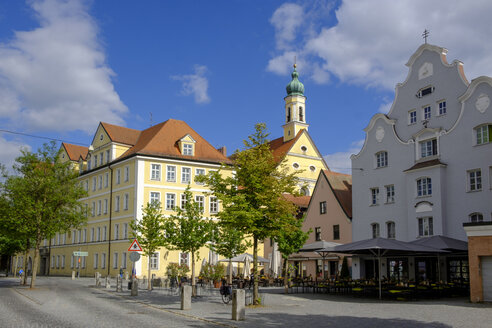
[375,126,385,143]
[475,93,490,113]
[418,62,433,80]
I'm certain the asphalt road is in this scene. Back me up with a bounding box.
[0,278,222,328]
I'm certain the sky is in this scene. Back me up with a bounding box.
[1,0,492,174]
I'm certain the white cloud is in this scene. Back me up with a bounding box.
[269,0,492,89]
[378,101,392,114]
[0,135,30,172]
[0,0,127,134]
[171,65,211,104]
[323,139,364,174]
[269,3,304,51]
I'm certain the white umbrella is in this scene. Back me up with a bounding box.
[218,253,270,263]
[243,255,251,279]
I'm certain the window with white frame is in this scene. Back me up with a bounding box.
[122,252,127,269]
[77,231,81,244]
[88,159,92,170]
[83,229,87,242]
[71,255,74,269]
[116,169,121,184]
[99,154,103,166]
[97,227,101,241]
[98,175,103,189]
[387,221,396,239]
[166,193,176,210]
[468,169,482,191]
[179,252,189,266]
[92,177,96,191]
[106,149,110,163]
[476,125,491,145]
[181,167,191,183]
[370,187,379,205]
[385,185,395,203]
[124,166,129,182]
[123,223,128,239]
[91,201,95,217]
[371,223,380,238]
[417,177,432,196]
[115,195,120,212]
[210,197,218,213]
[423,105,431,120]
[320,201,327,214]
[315,227,321,241]
[56,255,60,268]
[438,100,446,115]
[51,255,55,269]
[97,200,102,215]
[183,143,193,155]
[148,163,160,181]
[180,193,187,209]
[195,195,204,212]
[85,180,89,191]
[104,199,108,214]
[195,168,205,184]
[103,226,107,241]
[94,155,98,168]
[166,165,176,182]
[62,255,65,268]
[420,139,437,158]
[91,227,94,242]
[150,192,161,205]
[82,257,86,268]
[418,217,433,237]
[409,110,417,124]
[101,253,106,269]
[113,252,119,269]
[469,213,484,223]
[105,173,109,188]
[124,193,129,210]
[114,224,119,240]
[94,253,98,269]
[150,252,159,270]
[376,151,388,168]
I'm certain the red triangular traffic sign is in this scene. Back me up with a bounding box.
[128,239,142,252]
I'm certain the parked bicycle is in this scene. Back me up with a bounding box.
[219,284,233,304]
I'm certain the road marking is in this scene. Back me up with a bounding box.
[95,287,237,328]
[12,288,43,305]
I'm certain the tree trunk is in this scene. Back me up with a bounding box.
[30,235,41,288]
[253,236,259,305]
[283,257,289,294]
[148,254,152,290]
[6,256,10,277]
[191,251,196,297]
[228,259,233,285]
[23,248,29,285]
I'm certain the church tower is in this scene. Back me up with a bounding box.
[283,64,309,142]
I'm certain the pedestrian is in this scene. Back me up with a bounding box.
[119,267,123,279]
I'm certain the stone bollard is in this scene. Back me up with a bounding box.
[125,272,129,281]
[232,289,245,321]
[131,278,138,296]
[95,272,101,287]
[181,285,192,310]
[116,276,122,292]
[106,276,111,289]
[72,271,76,280]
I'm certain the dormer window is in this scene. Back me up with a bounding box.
[420,138,437,158]
[183,144,193,156]
[416,85,434,98]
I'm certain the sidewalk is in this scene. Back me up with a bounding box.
[100,280,492,328]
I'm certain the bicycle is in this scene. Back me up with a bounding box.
[220,284,233,304]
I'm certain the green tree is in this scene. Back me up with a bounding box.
[210,225,249,284]
[0,142,87,288]
[163,186,215,296]
[276,214,310,293]
[197,123,300,304]
[340,256,350,279]
[130,201,166,290]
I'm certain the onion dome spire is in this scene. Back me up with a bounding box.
[286,63,305,96]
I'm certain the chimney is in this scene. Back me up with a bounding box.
[217,146,226,156]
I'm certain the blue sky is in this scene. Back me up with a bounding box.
[1,0,492,173]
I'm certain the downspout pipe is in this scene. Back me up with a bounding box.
[107,166,113,276]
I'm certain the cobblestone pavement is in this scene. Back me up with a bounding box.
[1,276,491,328]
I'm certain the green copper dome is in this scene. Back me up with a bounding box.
[286,65,304,96]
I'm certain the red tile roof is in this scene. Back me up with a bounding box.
[268,131,303,163]
[100,122,141,145]
[119,119,233,164]
[403,159,446,172]
[323,170,352,219]
[62,143,88,161]
[283,194,311,208]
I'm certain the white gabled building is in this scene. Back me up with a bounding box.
[350,43,492,282]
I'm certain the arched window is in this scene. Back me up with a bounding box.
[287,107,291,122]
[371,223,380,238]
[386,221,395,239]
[299,107,304,122]
[417,177,432,196]
[300,187,310,196]
[469,213,484,223]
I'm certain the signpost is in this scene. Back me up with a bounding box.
[128,239,141,296]
[73,251,88,278]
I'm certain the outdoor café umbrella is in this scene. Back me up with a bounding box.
[243,255,251,278]
[219,253,270,264]
[333,237,447,300]
[299,240,341,280]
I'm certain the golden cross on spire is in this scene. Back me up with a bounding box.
[294,55,297,69]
